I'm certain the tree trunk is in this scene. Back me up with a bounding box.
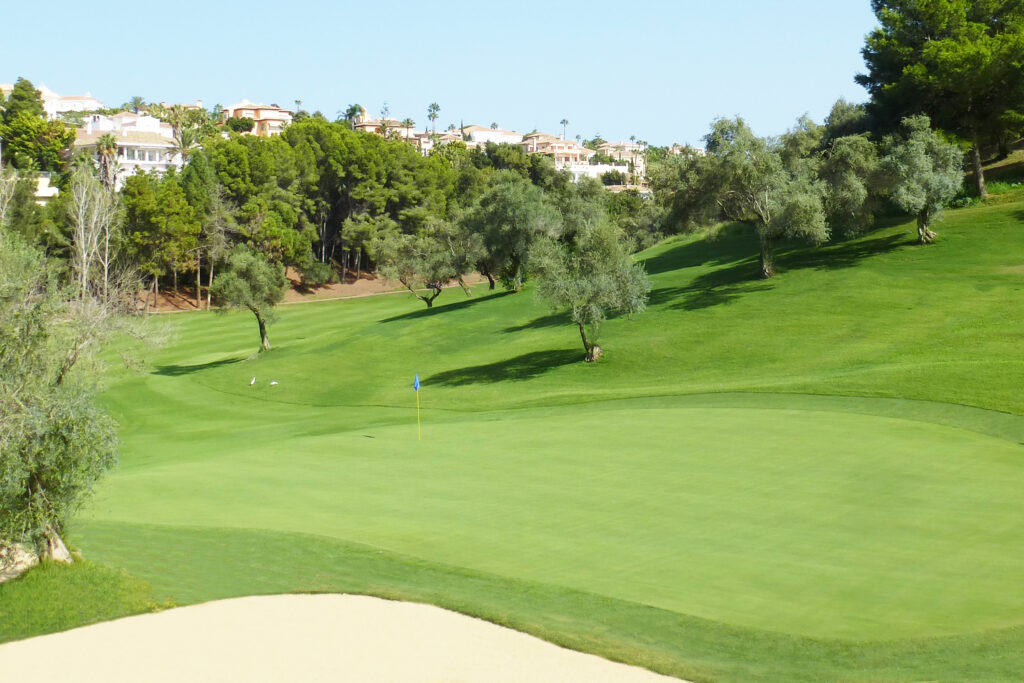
[44,529,72,564]
[195,261,202,309]
[457,276,472,297]
[997,134,1011,161]
[254,308,271,351]
[356,248,362,280]
[481,268,496,290]
[758,236,775,279]
[207,257,214,310]
[173,268,178,292]
[917,211,937,244]
[578,321,591,358]
[972,134,987,199]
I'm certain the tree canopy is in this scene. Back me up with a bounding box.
[857,0,1024,196]
[210,246,289,351]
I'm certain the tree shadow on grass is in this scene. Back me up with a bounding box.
[646,223,910,311]
[648,258,773,310]
[425,349,581,386]
[502,311,566,333]
[638,223,755,276]
[378,290,514,324]
[153,357,246,376]
[777,231,908,272]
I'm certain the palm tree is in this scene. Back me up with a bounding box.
[560,118,569,139]
[165,104,197,162]
[342,103,364,129]
[427,102,440,136]
[490,122,499,129]
[95,133,119,191]
[400,118,415,138]
[124,96,146,114]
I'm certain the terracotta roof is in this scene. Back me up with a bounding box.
[75,130,176,147]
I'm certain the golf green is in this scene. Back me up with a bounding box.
[81,390,1024,641]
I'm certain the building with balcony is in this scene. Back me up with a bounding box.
[221,100,293,136]
[521,133,595,167]
[596,141,648,183]
[73,113,182,189]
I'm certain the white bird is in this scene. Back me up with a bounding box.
[250,377,256,386]
[269,381,278,386]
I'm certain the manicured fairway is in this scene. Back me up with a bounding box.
[9,200,1024,680]
[80,395,1024,641]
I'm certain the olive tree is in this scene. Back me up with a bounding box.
[370,218,479,308]
[210,246,289,351]
[462,172,561,291]
[533,219,649,362]
[671,117,829,278]
[882,115,963,244]
[0,230,117,561]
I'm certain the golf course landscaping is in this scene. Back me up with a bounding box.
[4,199,1024,681]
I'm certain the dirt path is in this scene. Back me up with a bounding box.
[143,271,489,313]
[0,594,685,682]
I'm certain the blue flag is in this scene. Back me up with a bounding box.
[413,373,420,391]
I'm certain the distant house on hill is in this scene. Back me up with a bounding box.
[35,84,104,120]
[597,141,648,183]
[73,113,182,189]
[220,100,293,136]
[461,125,523,146]
[521,132,595,166]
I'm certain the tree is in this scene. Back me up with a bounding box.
[370,217,472,308]
[462,172,562,290]
[67,166,120,302]
[0,166,18,228]
[210,246,288,351]
[533,219,649,362]
[857,1,1024,197]
[95,133,119,191]
[2,78,44,121]
[401,118,415,137]
[427,102,440,136]
[342,103,363,129]
[882,115,963,244]
[225,116,255,133]
[669,117,828,278]
[124,96,147,114]
[163,104,202,163]
[819,133,883,238]
[0,230,117,561]
[560,118,569,139]
[0,112,75,172]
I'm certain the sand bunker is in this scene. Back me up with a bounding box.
[0,594,684,682]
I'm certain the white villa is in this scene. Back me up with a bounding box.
[0,83,104,120]
[38,84,104,119]
[461,125,523,146]
[597,141,647,182]
[73,113,182,189]
[562,161,632,183]
[521,133,595,166]
[221,100,293,136]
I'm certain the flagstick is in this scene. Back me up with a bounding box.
[416,388,421,441]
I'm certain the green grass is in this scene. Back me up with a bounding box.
[0,561,165,643]
[6,199,1024,680]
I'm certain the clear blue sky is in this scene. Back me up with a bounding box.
[2,0,877,146]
